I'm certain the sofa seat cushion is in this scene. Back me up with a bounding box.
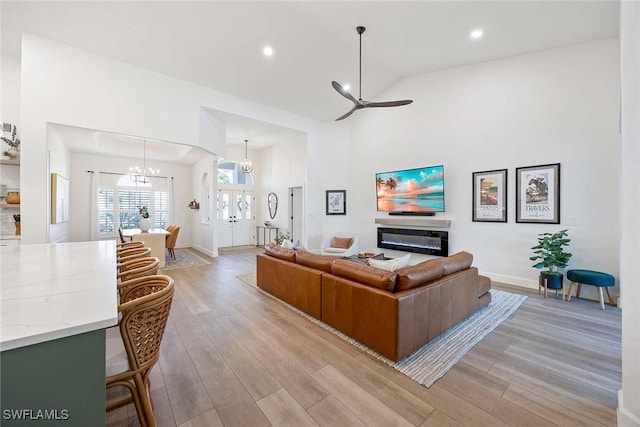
[265,242,296,262]
[478,275,491,297]
[323,246,349,254]
[295,250,340,273]
[331,259,396,292]
[395,259,444,291]
[440,251,473,276]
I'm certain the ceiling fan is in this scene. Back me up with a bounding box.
[332,26,413,121]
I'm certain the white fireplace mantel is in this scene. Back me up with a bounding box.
[374,217,451,228]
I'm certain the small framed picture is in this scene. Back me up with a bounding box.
[326,190,346,215]
[516,163,560,224]
[472,169,508,222]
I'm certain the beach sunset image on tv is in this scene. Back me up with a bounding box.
[376,165,445,212]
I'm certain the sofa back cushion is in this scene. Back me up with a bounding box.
[331,259,396,292]
[441,251,473,276]
[395,259,444,291]
[295,250,340,273]
[264,242,296,262]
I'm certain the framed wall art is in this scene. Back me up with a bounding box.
[472,169,507,222]
[51,173,70,224]
[516,163,560,224]
[326,190,346,215]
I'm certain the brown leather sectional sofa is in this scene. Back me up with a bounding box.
[256,244,491,362]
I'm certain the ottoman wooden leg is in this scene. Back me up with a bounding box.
[566,281,576,301]
[605,287,615,307]
[576,283,583,299]
[598,287,605,310]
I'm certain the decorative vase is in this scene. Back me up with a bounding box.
[7,148,19,160]
[6,191,20,204]
[139,217,151,232]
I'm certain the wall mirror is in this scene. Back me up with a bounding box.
[268,192,278,219]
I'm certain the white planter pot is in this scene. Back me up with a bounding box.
[139,217,151,232]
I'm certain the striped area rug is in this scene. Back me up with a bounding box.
[238,275,527,388]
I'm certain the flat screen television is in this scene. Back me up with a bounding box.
[376,165,445,214]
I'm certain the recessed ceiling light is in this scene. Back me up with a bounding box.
[470,29,483,40]
[263,46,274,57]
[343,83,351,91]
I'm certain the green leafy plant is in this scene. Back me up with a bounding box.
[1,125,20,149]
[274,229,291,246]
[530,229,572,274]
[138,206,149,218]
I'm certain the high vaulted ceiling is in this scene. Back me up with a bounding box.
[2,1,620,163]
[1,1,619,124]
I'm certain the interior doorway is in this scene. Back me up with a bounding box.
[289,186,303,245]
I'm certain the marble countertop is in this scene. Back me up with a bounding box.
[0,241,118,351]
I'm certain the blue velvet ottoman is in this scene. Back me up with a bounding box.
[566,269,616,310]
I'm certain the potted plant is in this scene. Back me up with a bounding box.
[274,229,291,246]
[138,206,151,232]
[1,125,20,159]
[530,229,572,290]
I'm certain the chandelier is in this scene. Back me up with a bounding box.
[240,139,253,173]
[129,139,159,184]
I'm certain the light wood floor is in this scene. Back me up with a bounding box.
[107,248,621,427]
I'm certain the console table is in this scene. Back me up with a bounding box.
[256,226,279,247]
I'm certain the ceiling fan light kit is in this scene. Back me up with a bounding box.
[332,26,413,121]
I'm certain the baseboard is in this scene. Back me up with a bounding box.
[618,390,640,427]
[480,272,538,290]
[188,243,216,258]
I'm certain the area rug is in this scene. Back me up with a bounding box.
[236,272,526,388]
[161,248,211,270]
[236,272,257,287]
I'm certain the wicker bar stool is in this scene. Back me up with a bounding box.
[106,275,175,427]
[117,247,152,266]
[117,241,145,254]
[117,257,160,283]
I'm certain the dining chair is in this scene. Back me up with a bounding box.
[106,275,175,427]
[117,247,152,266]
[117,257,160,284]
[165,226,180,260]
[165,225,176,240]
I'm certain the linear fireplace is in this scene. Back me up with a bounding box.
[377,227,449,257]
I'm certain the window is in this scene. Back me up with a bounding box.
[98,188,114,234]
[97,174,168,237]
[217,161,253,185]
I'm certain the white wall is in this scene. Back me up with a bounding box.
[48,125,71,243]
[69,152,193,245]
[348,38,620,299]
[619,2,640,425]
[257,139,307,237]
[19,34,350,247]
[191,154,217,256]
[1,55,21,127]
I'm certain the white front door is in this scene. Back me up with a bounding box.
[217,189,255,247]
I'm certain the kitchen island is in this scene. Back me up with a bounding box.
[0,241,118,426]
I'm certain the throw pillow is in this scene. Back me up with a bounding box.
[331,237,353,249]
[368,254,411,272]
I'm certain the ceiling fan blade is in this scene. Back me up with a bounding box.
[335,106,357,121]
[332,81,358,104]
[364,100,414,108]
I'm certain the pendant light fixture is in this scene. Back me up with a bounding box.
[129,139,159,184]
[240,139,253,173]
